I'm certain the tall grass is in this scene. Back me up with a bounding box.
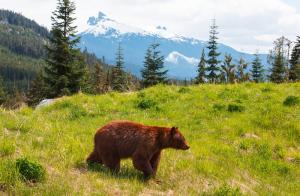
[0,83,299,195]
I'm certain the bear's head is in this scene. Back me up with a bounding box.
[169,127,190,150]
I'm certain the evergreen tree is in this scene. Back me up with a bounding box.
[251,54,264,83]
[269,37,289,83]
[0,76,6,105]
[196,49,206,84]
[206,19,221,83]
[141,43,168,87]
[289,36,300,81]
[43,0,87,98]
[272,58,285,83]
[236,57,249,82]
[93,62,105,94]
[141,47,153,87]
[26,72,46,106]
[270,50,285,83]
[220,54,236,83]
[111,43,126,92]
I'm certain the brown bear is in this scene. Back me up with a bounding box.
[87,121,189,179]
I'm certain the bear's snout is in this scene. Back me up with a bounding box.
[183,144,190,150]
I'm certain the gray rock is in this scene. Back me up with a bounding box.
[36,99,55,108]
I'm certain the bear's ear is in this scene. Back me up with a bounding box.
[171,127,177,136]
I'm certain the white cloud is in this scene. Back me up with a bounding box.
[166,51,199,65]
[254,34,281,43]
[0,0,299,53]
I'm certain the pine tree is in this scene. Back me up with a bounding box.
[141,47,153,87]
[26,72,46,106]
[289,36,300,81]
[220,54,236,83]
[269,37,291,83]
[93,62,105,94]
[269,37,287,83]
[43,0,87,98]
[206,19,221,83]
[141,43,168,88]
[0,76,6,105]
[251,54,264,83]
[236,57,249,82]
[270,50,285,83]
[111,43,126,92]
[196,49,206,84]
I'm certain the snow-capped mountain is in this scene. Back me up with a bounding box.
[79,12,268,79]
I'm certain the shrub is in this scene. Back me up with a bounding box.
[261,87,272,92]
[178,87,191,94]
[137,99,157,110]
[276,164,290,176]
[16,158,45,183]
[228,104,245,112]
[283,96,300,106]
[213,103,226,111]
[137,92,146,98]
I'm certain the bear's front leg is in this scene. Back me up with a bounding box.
[87,149,103,165]
[132,154,154,179]
[150,151,161,177]
[102,154,121,173]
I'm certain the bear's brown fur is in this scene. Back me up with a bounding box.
[87,121,189,178]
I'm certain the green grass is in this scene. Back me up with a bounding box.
[0,83,300,195]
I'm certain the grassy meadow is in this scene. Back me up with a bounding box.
[0,83,300,195]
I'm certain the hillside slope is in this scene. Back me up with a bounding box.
[0,83,299,195]
[0,10,123,94]
[0,10,49,92]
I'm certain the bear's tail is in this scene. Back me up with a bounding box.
[86,149,101,164]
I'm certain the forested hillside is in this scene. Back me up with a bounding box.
[0,10,49,92]
[0,10,139,105]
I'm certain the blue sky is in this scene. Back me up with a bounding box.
[0,0,299,53]
[285,0,300,10]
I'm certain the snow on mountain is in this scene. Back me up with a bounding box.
[79,11,268,79]
[83,12,149,37]
[82,12,198,43]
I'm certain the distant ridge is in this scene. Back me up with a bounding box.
[79,11,268,79]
